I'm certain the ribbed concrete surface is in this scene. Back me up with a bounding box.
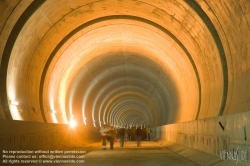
[1,0,250,127]
[0,1,250,165]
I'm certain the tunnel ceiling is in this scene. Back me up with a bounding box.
[1,0,250,127]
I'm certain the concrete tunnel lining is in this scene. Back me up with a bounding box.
[65,54,181,126]
[1,1,250,164]
[2,2,247,131]
[37,17,199,126]
[90,80,159,125]
[1,0,229,128]
[9,21,201,126]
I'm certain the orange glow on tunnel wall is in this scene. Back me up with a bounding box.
[1,0,235,128]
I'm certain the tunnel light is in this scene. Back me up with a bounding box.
[10,100,18,106]
[84,117,87,126]
[51,110,57,114]
[9,100,23,115]
[51,112,58,123]
[9,105,23,120]
[69,115,77,128]
[69,119,77,128]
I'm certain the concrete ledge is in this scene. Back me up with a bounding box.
[157,111,250,166]
[156,139,247,166]
[0,119,100,151]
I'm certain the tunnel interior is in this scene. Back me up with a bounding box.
[1,0,250,132]
[1,1,250,164]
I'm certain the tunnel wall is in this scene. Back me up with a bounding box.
[157,111,250,165]
[0,120,100,151]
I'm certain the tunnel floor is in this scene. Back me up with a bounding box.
[15,140,244,166]
[14,140,198,166]
[84,141,199,166]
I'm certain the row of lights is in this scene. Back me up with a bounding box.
[9,102,142,129]
[9,102,143,129]
[9,100,78,128]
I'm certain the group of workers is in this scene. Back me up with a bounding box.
[99,124,152,150]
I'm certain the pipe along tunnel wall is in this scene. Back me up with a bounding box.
[0,111,249,165]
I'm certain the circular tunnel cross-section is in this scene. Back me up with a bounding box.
[1,0,249,128]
